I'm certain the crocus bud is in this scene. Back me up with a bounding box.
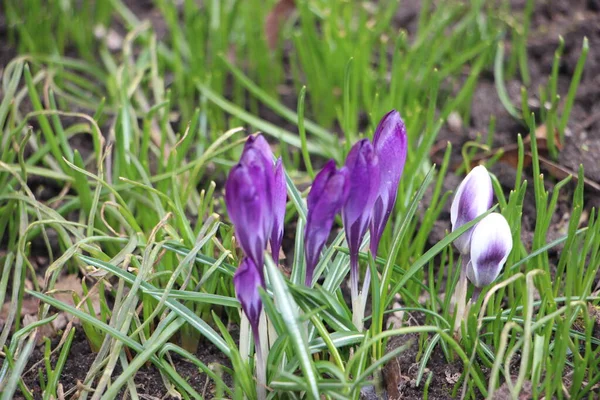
[233,257,264,336]
[467,213,512,288]
[245,134,273,166]
[271,158,287,265]
[342,139,380,295]
[304,160,350,285]
[369,110,408,256]
[225,137,275,269]
[450,165,493,254]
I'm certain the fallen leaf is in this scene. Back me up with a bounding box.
[445,370,460,384]
[387,302,404,329]
[51,274,84,306]
[431,123,600,192]
[0,297,39,321]
[23,314,55,342]
[1,274,102,342]
[382,357,406,399]
[533,123,563,151]
[492,380,533,399]
[265,0,296,50]
[536,153,600,192]
[48,274,102,316]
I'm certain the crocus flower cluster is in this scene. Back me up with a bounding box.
[450,165,513,290]
[226,111,407,335]
[304,110,408,297]
[225,135,286,335]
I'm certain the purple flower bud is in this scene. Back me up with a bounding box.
[225,136,275,269]
[450,165,493,254]
[342,139,380,294]
[233,257,264,335]
[244,134,273,165]
[369,110,408,256]
[467,213,512,288]
[304,160,350,285]
[270,158,287,265]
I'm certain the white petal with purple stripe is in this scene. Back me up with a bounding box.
[467,213,513,288]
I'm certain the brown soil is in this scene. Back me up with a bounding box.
[382,334,464,400]
[15,328,232,399]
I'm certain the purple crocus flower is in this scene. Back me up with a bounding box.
[233,257,264,338]
[245,134,273,165]
[225,136,275,269]
[342,139,380,298]
[369,110,408,256]
[467,213,512,288]
[304,160,350,286]
[450,165,493,255]
[270,158,287,265]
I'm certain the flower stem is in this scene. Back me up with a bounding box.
[350,255,360,328]
[351,267,371,331]
[360,267,371,312]
[240,314,251,362]
[471,287,482,303]
[453,255,470,338]
[253,325,267,400]
[305,269,312,287]
[350,255,359,303]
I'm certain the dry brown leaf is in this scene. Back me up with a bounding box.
[445,370,460,384]
[0,297,39,321]
[51,274,84,306]
[431,123,600,192]
[431,124,561,168]
[1,274,102,340]
[458,124,562,168]
[492,381,533,399]
[49,274,102,316]
[265,0,296,50]
[536,153,600,192]
[525,123,564,151]
[23,314,56,341]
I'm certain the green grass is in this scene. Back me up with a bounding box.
[0,0,597,399]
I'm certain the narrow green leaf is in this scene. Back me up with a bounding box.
[264,257,320,399]
[77,254,231,356]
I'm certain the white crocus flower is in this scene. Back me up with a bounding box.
[467,213,513,288]
[450,165,494,254]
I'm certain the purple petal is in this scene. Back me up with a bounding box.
[343,139,380,228]
[307,160,337,210]
[233,257,264,333]
[342,139,380,280]
[225,145,274,269]
[450,165,493,254]
[270,158,287,265]
[467,213,512,288]
[369,110,408,255]
[244,134,273,166]
[304,162,349,285]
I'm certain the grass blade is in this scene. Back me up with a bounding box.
[264,256,320,399]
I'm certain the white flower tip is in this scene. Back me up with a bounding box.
[468,213,512,288]
[450,165,493,231]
